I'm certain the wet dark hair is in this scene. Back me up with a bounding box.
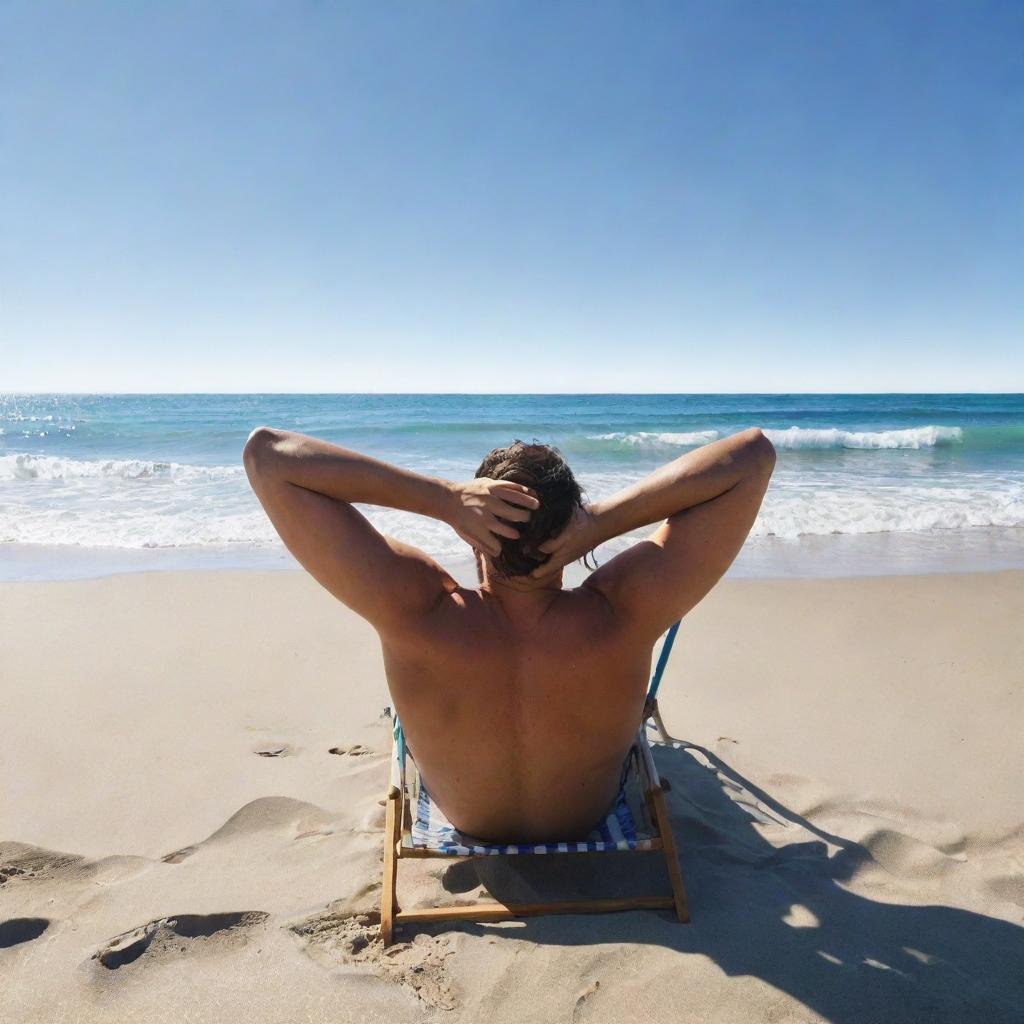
[475,439,588,578]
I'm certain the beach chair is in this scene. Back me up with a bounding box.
[379,621,688,944]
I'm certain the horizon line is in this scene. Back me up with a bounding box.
[5,390,1024,398]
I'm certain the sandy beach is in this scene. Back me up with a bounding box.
[6,0,1023,1018]
[1,569,1022,1023]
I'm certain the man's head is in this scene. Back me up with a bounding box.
[474,440,584,579]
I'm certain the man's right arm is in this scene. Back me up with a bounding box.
[536,428,776,638]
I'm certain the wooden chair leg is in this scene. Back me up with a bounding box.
[650,784,689,922]
[380,788,401,946]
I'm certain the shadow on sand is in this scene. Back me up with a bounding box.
[433,740,1024,1024]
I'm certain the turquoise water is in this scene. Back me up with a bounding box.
[2,393,1023,580]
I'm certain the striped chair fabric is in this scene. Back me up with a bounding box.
[393,723,656,856]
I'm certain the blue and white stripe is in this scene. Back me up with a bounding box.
[405,774,652,856]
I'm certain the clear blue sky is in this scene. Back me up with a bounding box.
[2,1,1022,392]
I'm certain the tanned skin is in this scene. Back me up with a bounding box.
[243,427,775,842]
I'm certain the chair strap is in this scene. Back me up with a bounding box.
[390,716,407,793]
[646,620,681,704]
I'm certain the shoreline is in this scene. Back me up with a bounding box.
[3,524,1024,583]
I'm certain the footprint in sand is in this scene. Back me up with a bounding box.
[572,979,601,1022]
[0,848,82,884]
[253,743,295,758]
[92,912,269,971]
[160,846,196,864]
[289,909,455,1010]
[329,744,371,757]
[0,917,50,949]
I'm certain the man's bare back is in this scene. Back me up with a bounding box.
[244,426,775,843]
[382,584,651,840]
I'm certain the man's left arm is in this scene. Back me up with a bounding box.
[242,428,537,628]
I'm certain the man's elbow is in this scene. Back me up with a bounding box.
[738,427,776,477]
[242,426,287,476]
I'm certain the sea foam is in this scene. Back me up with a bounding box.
[0,453,244,482]
[2,465,1021,550]
[590,430,721,447]
[752,483,1024,540]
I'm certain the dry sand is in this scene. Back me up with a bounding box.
[1,569,1022,1023]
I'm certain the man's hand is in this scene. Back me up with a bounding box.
[448,478,539,556]
[529,504,602,579]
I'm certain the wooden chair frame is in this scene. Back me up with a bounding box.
[379,700,688,945]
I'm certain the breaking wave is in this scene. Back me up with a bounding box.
[0,453,244,482]
[764,425,963,450]
[589,426,964,451]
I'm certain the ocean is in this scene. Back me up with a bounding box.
[2,393,1023,582]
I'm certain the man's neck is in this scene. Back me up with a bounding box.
[478,567,564,626]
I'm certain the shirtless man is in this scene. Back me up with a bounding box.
[243,426,775,842]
